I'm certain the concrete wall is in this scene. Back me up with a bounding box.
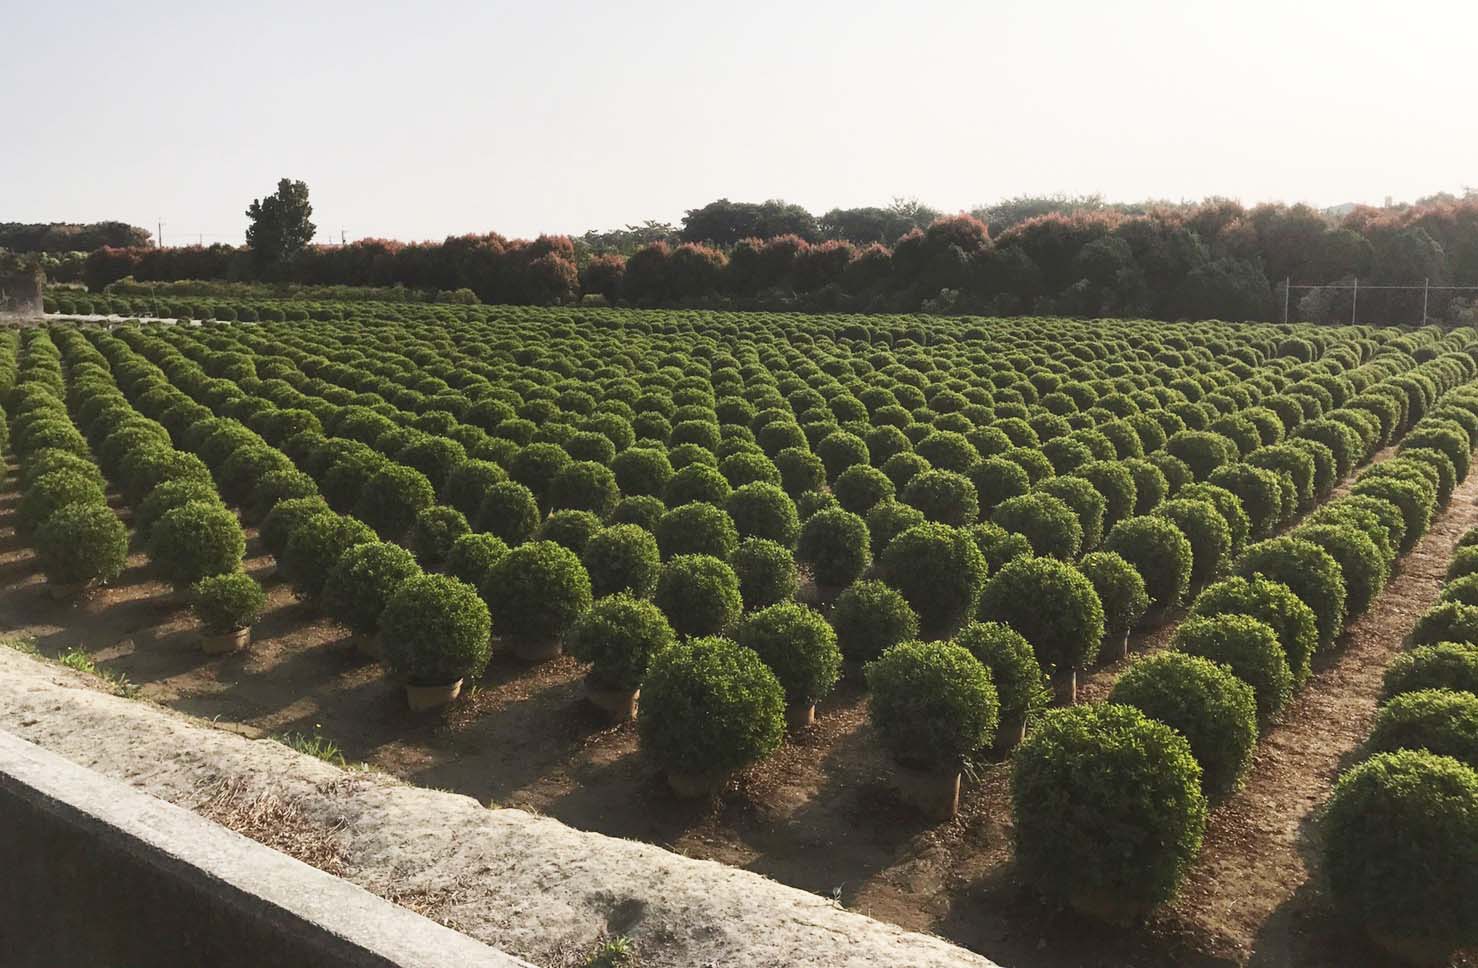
[0,730,531,968]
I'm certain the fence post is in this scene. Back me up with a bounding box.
[1352,277,1359,324]
[1283,277,1290,323]
[1423,277,1430,324]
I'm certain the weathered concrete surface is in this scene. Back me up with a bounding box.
[0,730,532,968]
[0,266,44,315]
[0,647,1000,968]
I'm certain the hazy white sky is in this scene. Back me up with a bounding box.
[5,0,1476,244]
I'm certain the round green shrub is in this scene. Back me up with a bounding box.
[774,447,826,496]
[441,459,508,520]
[149,501,246,589]
[663,463,731,507]
[610,447,674,497]
[1401,447,1457,505]
[35,502,129,586]
[549,460,620,517]
[566,593,676,691]
[901,469,980,527]
[968,457,1031,514]
[654,554,743,637]
[1153,497,1231,585]
[483,540,593,641]
[833,464,895,515]
[1172,614,1292,725]
[954,621,1047,728]
[1072,460,1138,533]
[260,495,330,559]
[1322,750,1478,959]
[1103,515,1193,610]
[965,521,1034,573]
[1441,573,1478,608]
[978,556,1104,678]
[1189,574,1318,687]
[135,477,227,545]
[18,469,105,533]
[190,571,267,635]
[1382,642,1478,700]
[249,468,320,519]
[992,492,1082,560]
[881,451,930,492]
[509,441,572,507]
[1109,652,1258,798]
[725,482,799,545]
[1447,546,1478,583]
[795,507,871,588]
[718,450,781,489]
[638,635,785,776]
[319,536,418,631]
[1291,523,1387,618]
[475,481,542,545]
[380,574,492,685]
[1012,703,1207,914]
[1236,537,1347,650]
[656,503,738,561]
[444,532,509,590]
[731,537,797,609]
[1368,689,1478,768]
[539,512,605,553]
[865,639,999,770]
[1411,601,1478,648]
[815,430,869,482]
[1351,475,1434,552]
[355,464,436,541]
[830,579,919,663]
[409,505,470,566]
[736,602,842,706]
[1077,551,1149,641]
[865,499,926,558]
[882,523,989,634]
[282,511,377,601]
[582,524,661,598]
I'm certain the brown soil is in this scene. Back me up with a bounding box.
[3,455,1476,968]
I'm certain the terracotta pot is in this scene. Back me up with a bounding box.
[893,763,962,821]
[512,636,562,663]
[201,626,251,655]
[993,710,1028,753]
[1367,927,1455,967]
[584,676,639,722]
[785,701,817,730]
[1068,887,1151,926]
[46,580,92,602]
[666,767,730,799]
[1053,668,1078,705]
[405,679,463,711]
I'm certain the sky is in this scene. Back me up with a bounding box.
[5,0,1477,245]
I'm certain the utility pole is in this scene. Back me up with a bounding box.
[1282,277,1290,323]
[341,228,347,246]
[157,218,165,249]
[1351,277,1359,325]
[1423,277,1430,324]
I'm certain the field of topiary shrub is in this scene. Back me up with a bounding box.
[6,303,1478,961]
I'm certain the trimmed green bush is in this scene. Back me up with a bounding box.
[833,464,895,515]
[1109,652,1258,798]
[441,459,507,520]
[638,636,785,776]
[865,499,926,558]
[135,477,227,545]
[282,512,378,601]
[1077,551,1149,642]
[795,507,871,588]
[965,521,1034,573]
[1382,642,1478,700]
[475,481,542,545]
[323,541,421,636]
[865,639,999,770]
[582,524,662,598]
[902,469,980,527]
[663,462,731,507]
[380,574,492,686]
[566,593,676,691]
[483,540,593,641]
[260,495,330,559]
[657,502,738,561]
[968,457,1031,514]
[1368,689,1478,768]
[35,502,129,586]
[355,464,436,540]
[444,532,510,590]
[954,621,1047,729]
[549,460,620,517]
[1103,515,1193,610]
[1236,537,1347,650]
[190,571,267,635]
[1037,475,1107,550]
[1291,523,1387,617]
[1189,574,1318,687]
[149,501,246,589]
[1411,601,1478,648]
[978,556,1104,678]
[992,492,1082,560]
[18,469,106,533]
[1172,614,1292,725]
[882,523,989,634]
[1322,750,1478,960]
[736,603,842,706]
[731,537,797,609]
[1012,704,1207,915]
[654,553,743,637]
[409,505,470,566]
[725,482,799,545]
[611,446,673,497]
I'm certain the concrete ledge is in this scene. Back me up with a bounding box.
[0,647,999,968]
[0,729,531,968]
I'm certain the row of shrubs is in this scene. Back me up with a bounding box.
[1318,523,1478,963]
[1000,380,1478,923]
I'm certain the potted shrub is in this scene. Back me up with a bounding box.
[653,554,743,637]
[656,502,739,561]
[795,507,872,595]
[34,501,129,599]
[281,511,378,602]
[1103,514,1193,615]
[1172,614,1292,726]
[1077,551,1149,661]
[1410,601,1478,648]
[638,635,785,797]
[865,640,998,819]
[483,541,593,660]
[148,501,247,599]
[582,524,662,599]
[1109,652,1258,799]
[725,482,800,545]
[1235,537,1347,650]
[1189,575,1318,687]
[730,537,798,610]
[901,469,980,527]
[355,464,436,541]
[978,556,1104,703]
[259,495,330,560]
[881,523,989,636]
[1152,497,1232,587]
[191,571,268,654]
[475,480,542,545]
[831,579,920,665]
[323,541,421,657]
[538,509,603,554]
[1011,704,1208,922]
[1367,689,1478,766]
[1322,750,1478,964]
[954,621,1047,752]
[379,574,491,710]
[736,602,842,728]
[1382,642,1478,700]
[444,532,510,589]
[565,593,676,721]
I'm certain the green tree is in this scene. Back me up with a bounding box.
[245,178,316,268]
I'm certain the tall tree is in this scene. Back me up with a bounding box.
[245,178,316,267]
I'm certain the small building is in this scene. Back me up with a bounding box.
[1,262,45,316]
